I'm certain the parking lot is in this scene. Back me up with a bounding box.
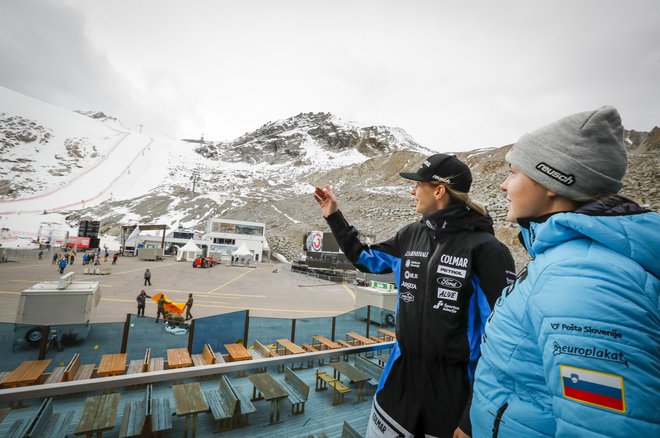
[0,254,357,323]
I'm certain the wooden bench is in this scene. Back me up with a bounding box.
[126,360,144,375]
[75,393,120,437]
[22,397,75,438]
[149,357,164,372]
[192,343,218,366]
[377,328,396,341]
[204,375,238,432]
[342,420,362,438]
[302,343,321,367]
[44,366,66,384]
[249,340,277,372]
[119,391,146,438]
[119,384,172,438]
[335,340,353,360]
[250,340,276,358]
[0,371,9,385]
[226,375,257,427]
[0,407,11,424]
[315,370,350,405]
[143,348,151,371]
[149,394,172,436]
[278,367,310,415]
[5,419,27,438]
[63,353,94,381]
[355,356,383,386]
[126,348,152,375]
[276,339,305,370]
[125,349,151,387]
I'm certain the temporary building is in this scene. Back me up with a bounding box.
[231,243,253,259]
[124,226,140,249]
[176,239,202,262]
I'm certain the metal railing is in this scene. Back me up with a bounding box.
[0,341,394,403]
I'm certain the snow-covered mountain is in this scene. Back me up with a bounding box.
[1,86,657,263]
[0,86,432,252]
[195,112,429,166]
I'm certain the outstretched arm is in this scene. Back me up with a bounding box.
[315,184,401,275]
[314,185,338,218]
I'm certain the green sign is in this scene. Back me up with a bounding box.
[370,281,394,290]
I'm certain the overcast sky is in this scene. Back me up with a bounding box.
[1,0,659,151]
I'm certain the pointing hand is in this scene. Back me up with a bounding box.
[314,185,338,218]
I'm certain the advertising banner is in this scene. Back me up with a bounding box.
[67,236,91,249]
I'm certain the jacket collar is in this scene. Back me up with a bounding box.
[516,195,650,258]
[422,204,494,234]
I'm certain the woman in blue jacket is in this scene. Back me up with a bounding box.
[471,106,659,437]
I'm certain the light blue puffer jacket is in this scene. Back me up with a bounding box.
[471,197,660,437]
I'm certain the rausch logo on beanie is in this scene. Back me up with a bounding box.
[535,162,575,186]
[505,106,627,200]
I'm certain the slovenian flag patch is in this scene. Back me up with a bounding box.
[560,365,625,413]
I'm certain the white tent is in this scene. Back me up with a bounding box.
[125,226,140,248]
[176,239,202,262]
[231,243,252,258]
[231,243,254,266]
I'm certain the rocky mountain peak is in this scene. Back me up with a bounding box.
[194,112,430,165]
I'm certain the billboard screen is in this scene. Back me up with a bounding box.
[304,232,340,252]
[67,236,91,249]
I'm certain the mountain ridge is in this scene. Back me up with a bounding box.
[1,86,657,267]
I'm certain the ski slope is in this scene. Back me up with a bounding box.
[0,86,175,213]
[0,86,175,238]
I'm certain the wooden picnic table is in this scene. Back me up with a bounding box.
[167,348,193,368]
[1,359,52,388]
[96,353,126,377]
[75,392,120,437]
[311,335,342,350]
[248,373,289,424]
[377,329,396,341]
[173,382,208,438]
[224,343,252,362]
[276,339,305,355]
[330,361,371,402]
[346,332,376,346]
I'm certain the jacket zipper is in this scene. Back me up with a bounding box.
[492,402,508,438]
[423,233,444,341]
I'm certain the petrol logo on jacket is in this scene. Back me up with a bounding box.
[436,253,468,278]
[437,265,466,278]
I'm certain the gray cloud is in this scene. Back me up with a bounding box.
[1,0,659,150]
[0,2,125,112]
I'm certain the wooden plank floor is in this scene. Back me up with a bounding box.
[0,353,390,437]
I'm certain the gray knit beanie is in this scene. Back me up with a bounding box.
[506,106,627,200]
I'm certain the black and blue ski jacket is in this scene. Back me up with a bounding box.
[326,205,515,381]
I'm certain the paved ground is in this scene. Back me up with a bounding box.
[0,254,357,323]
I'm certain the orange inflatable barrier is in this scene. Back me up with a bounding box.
[152,292,185,315]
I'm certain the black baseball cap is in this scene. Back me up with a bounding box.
[399,153,473,193]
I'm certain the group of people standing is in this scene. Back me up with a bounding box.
[50,248,119,274]
[315,106,659,437]
[136,289,194,323]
